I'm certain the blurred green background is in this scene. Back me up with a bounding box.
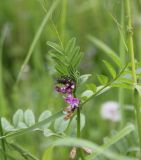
[0,0,141,159]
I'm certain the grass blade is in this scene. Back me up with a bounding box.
[52,124,135,160]
[16,0,60,84]
[87,35,121,67]
[0,27,9,115]
[86,124,135,159]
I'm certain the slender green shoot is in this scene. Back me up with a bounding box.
[125,0,141,151]
[16,0,60,84]
[60,0,67,44]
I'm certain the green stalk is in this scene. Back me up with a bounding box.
[74,89,82,159]
[135,90,141,150]
[0,119,7,160]
[7,142,39,160]
[119,0,126,128]
[0,29,8,115]
[125,0,137,84]
[60,0,67,44]
[125,0,141,151]
[77,107,81,138]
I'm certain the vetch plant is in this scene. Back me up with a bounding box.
[0,0,141,159]
[0,35,139,160]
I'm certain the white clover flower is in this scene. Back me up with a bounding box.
[100,101,121,122]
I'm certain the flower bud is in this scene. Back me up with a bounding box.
[70,147,77,159]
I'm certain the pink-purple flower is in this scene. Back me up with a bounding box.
[55,76,80,120]
[65,94,80,109]
[55,76,75,94]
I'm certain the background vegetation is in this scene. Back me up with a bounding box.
[0,0,141,159]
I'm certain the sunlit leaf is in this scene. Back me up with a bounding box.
[86,83,97,92]
[103,60,116,78]
[78,74,91,85]
[24,109,35,127]
[1,118,15,132]
[13,109,24,128]
[81,90,94,99]
[43,129,56,137]
[54,116,70,133]
[97,75,109,84]
[47,41,63,55]
[38,110,52,129]
[88,35,121,67]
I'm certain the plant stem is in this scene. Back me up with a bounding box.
[60,0,67,44]
[135,90,141,150]
[77,107,81,138]
[7,141,39,160]
[74,89,82,159]
[81,64,128,106]
[77,107,81,158]
[0,119,7,160]
[125,0,137,84]
[0,147,15,160]
[0,28,8,115]
[125,0,141,151]
[119,0,126,128]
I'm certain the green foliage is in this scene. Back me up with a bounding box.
[135,85,141,96]
[0,110,63,139]
[12,109,24,128]
[16,0,61,83]
[68,113,85,136]
[97,75,109,84]
[54,116,70,133]
[1,0,141,159]
[103,60,116,78]
[87,35,121,67]
[52,124,135,160]
[42,146,54,160]
[38,110,52,129]
[86,83,97,92]
[47,37,83,79]
[24,109,35,127]
[78,74,92,85]
[1,118,15,132]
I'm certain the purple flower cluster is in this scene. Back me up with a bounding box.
[55,76,75,94]
[55,76,80,120]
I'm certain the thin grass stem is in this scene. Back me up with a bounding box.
[60,0,67,44]
[16,0,60,84]
[119,0,126,128]
[125,0,141,151]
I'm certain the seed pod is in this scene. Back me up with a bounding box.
[83,147,93,154]
[70,147,77,159]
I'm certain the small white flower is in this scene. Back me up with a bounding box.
[100,101,121,122]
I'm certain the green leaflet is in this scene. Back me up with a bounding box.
[47,37,83,79]
[54,116,70,133]
[38,110,52,129]
[0,111,63,140]
[103,60,117,78]
[97,75,109,84]
[12,109,24,128]
[87,35,121,67]
[86,83,97,92]
[135,85,141,96]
